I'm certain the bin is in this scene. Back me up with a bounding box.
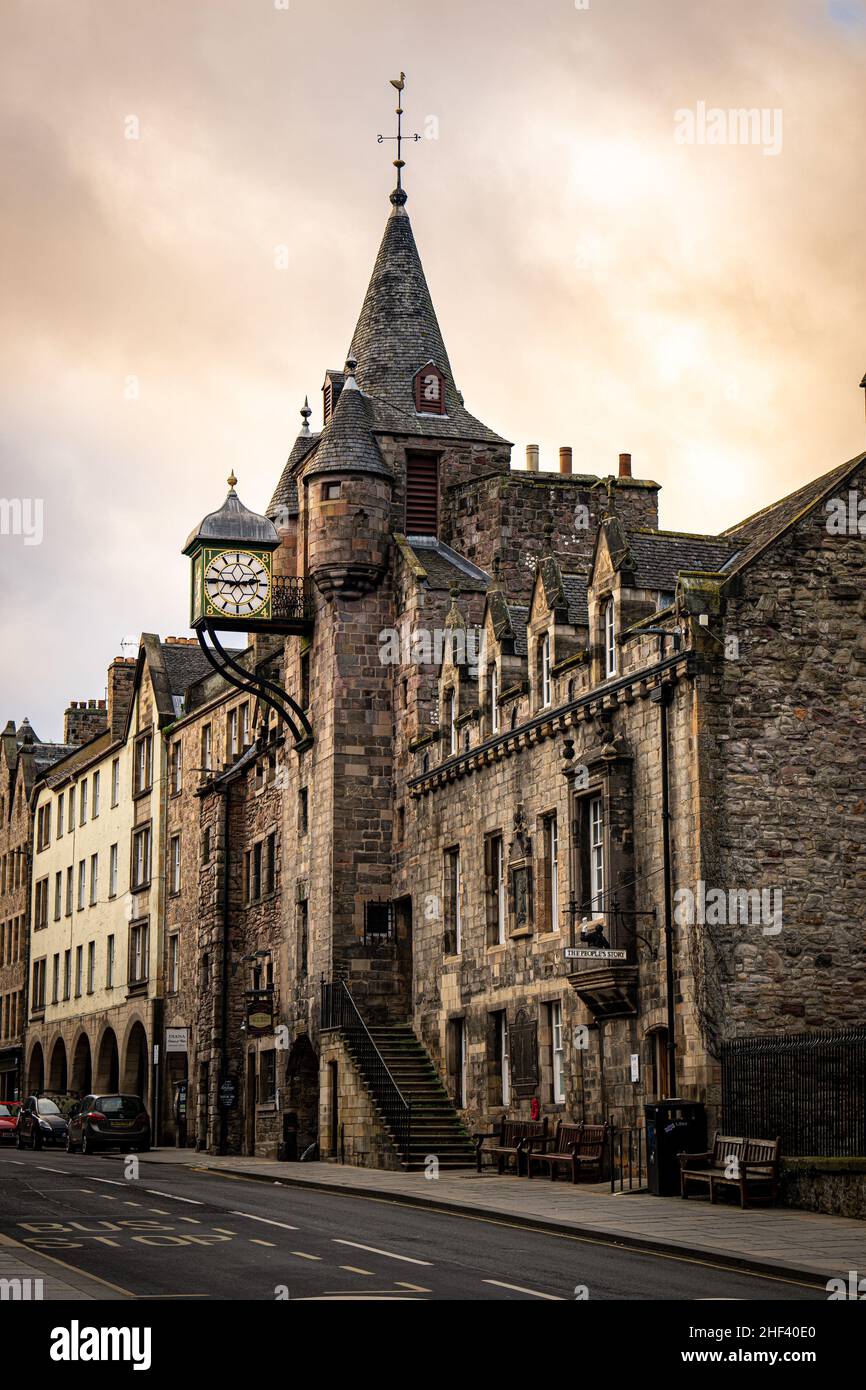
[645,1099,706,1196]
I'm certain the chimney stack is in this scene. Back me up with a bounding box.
[107,657,137,741]
[618,452,632,479]
[559,446,573,476]
[525,444,539,472]
[64,698,109,748]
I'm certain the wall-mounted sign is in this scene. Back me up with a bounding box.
[246,990,274,1037]
[564,948,628,961]
[166,1027,189,1054]
[630,1053,640,1083]
[218,1076,238,1111]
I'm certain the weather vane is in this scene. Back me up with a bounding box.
[377,72,420,192]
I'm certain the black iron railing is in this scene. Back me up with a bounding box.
[721,1028,866,1157]
[609,1126,647,1193]
[272,575,315,624]
[321,978,412,1164]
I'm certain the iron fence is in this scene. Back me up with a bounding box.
[609,1126,647,1193]
[720,1028,866,1157]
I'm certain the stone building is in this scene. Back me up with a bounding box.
[23,639,214,1118]
[13,169,866,1177]
[0,720,73,1098]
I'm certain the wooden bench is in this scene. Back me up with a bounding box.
[526,1121,609,1183]
[475,1119,547,1176]
[526,1121,584,1182]
[680,1132,781,1208]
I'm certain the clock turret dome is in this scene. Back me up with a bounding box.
[183,474,279,556]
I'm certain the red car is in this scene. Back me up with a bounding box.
[0,1101,21,1143]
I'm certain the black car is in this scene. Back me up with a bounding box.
[16,1095,69,1149]
[66,1094,151,1154]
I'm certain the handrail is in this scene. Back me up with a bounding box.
[321,979,412,1164]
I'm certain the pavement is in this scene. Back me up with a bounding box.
[111,1146,866,1286]
[0,1232,129,1300]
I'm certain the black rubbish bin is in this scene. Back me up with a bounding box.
[645,1099,707,1196]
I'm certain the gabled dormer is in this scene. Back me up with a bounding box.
[527,555,589,711]
[413,360,447,416]
[479,577,529,737]
[436,591,481,759]
[321,369,345,426]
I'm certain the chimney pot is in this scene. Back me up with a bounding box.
[526,444,539,472]
[559,446,573,476]
[618,452,632,478]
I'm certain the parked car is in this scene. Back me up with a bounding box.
[0,1101,21,1143]
[66,1094,151,1154]
[16,1095,69,1148]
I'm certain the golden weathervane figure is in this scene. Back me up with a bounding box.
[377,71,421,192]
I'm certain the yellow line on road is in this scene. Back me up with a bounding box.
[249,1238,276,1247]
[290,1251,321,1261]
[340,1265,374,1276]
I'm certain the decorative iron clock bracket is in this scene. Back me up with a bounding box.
[196,620,314,752]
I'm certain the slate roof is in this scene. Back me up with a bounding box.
[184,485,278,554]
[509,604,530,658]
[625,530,740,590]
[721,452,866,578]
[347,197,509,446]
[267,432,319,519]
[405,537,490,591]
[560,573,589,626]
[301,380,391,479]
[160,644,224,698]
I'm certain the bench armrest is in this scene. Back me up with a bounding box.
[474,1132,499,1151]
[679,1151,712,1170]
[524,1135,553,1153]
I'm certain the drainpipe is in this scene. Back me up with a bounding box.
[217,785,231,1157]
[650,682,677,1098]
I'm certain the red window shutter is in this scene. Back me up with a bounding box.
[405,453,439,535]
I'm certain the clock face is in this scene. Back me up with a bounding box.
[204,550,270,618]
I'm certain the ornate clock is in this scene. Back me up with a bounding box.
[183,472,314,749]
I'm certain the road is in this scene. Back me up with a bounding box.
[0,1147,825,1301]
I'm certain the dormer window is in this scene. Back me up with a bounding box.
[414,361,446,416]
[444,688,457,755]
[604,598,617,678]
[538,633,552,708]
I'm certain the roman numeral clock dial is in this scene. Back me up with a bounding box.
[204,550,270,618]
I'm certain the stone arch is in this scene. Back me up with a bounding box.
[47,1035,68,1094]
[95,1026,119,1093]
[121,1019,149,1101]
[26,1040,44,1093]
[285,1034,319,1155]
[71,1031,93,1096]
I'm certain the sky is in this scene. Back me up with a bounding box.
[1,0,864,737]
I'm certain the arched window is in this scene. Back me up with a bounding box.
[604,598,617,678]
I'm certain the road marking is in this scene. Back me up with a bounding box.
[178,1217,201,1225]
[78,1189,95,1194]
[213,1228,237,1236]
[124,1201,142,1208]
[250,1238,276,1247]
[340,1265,373,1276]
[290,1251,321,1261]
[333,1238,433,1267]
[483,1279,561,1300]
[149,1208,170,1215]
[89,1176,126,1187]
[395,1281,432,1293]
[36,1165,67,1174]
[0,1229,134,1297]
[229,1210,298,1231]
[145,1189,204,1205]
[100,1195,118,1202]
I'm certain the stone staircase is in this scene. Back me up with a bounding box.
[342,1023,476,1172]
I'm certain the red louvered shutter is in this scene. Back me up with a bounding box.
[405,452,439,535]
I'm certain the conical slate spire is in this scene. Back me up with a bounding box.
[346,203,509,446]
[302,361,390,481]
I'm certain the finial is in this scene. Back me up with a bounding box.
[445,584,465,628]
[344,356,359,391]
[227,471,238,491]
[378,71,420,209]
[300,396,312,436]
